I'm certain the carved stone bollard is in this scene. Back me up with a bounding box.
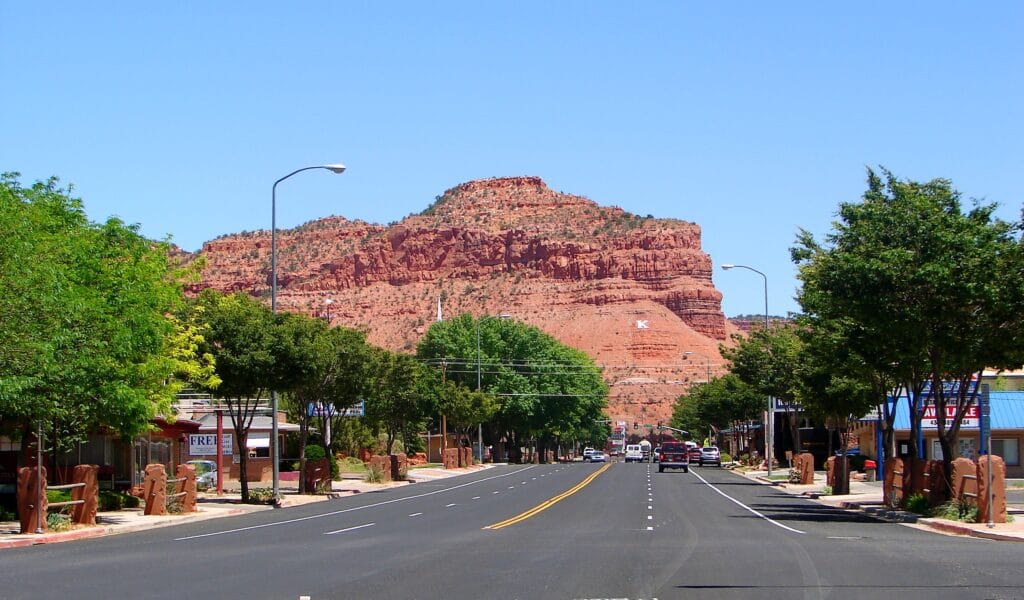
[390,453,408,481]
[884,457,904,508]
[71,464,99,525]
[175,463,197,513]
[951,457,977,506]
[143,464,167,516]
[977,454,1007,524]
[17,466,47,534]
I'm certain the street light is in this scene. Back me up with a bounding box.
[476,314,511,463]
[271,163,345,501]
[720,263,772,476]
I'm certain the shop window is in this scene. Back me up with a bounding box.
[931,438,977,461]
[992,439,1020,466]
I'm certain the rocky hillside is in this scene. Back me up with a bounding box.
[184,176,735,428]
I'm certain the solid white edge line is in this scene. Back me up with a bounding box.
[324,522,375,535]
[175,465,539,541]
[690,470,805,535]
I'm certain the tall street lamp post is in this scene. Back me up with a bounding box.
[721,263,772,477]
[271,164,346,501]
[476,314,511,463]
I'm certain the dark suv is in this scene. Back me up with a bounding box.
[657,441,689,473]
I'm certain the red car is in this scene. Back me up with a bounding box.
[687,446,702,464]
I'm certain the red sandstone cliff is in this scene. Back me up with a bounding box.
[184,176,734,427]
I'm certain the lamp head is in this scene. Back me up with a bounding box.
[323,163,347,174]
[721,264,734,270]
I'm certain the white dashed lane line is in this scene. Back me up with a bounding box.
[408,512,423,517]
[324,523,375,535]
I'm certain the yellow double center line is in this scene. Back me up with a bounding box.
[483,463,612,530]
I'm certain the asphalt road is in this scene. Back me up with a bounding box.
[3,463,1024,599]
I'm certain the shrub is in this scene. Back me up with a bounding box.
[98,491,126,511]
[305,445,326,461]
[123,493,141,509]
[788,468,802,483]
[821,485,833,496]
[46,512,72,531]
[720,452,733,463]
[340,456,367,472]
[364,464,384,483]
[0,505,17,521]
[904,492,931,515]
[932,499,979,522]
[246,488,276,505]
[847,454,868,472]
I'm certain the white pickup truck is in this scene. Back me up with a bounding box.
[624,444,644,462]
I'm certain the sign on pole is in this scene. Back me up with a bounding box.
[189,433,233,456]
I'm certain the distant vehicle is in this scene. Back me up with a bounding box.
[687,446,703,464]
[657,441,689,473]
[624,444,644,463]
[186,459,217,490]
[639,439,652,461]
[582,447,596,462]
[700,446,721,467]
[589,451,607,463]
[652,446,661,462]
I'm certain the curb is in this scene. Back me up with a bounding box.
[918,518,1024,542]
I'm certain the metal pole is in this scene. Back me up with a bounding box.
[476,319,483,463]
[270,164,345,502]
[35,420,43,534]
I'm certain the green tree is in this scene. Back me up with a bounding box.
[277,314,372,492]
[792,168,1024,498]
[195,290,279,501]
[671,374,761,455]
[0,174,197,457]
[722,324,805,456]
[417,314,607,463]
[363,349,431,455]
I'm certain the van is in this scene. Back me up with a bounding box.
[624,444,644,463]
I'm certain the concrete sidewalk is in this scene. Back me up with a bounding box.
[736,467,1024,542]
[0,464,492,550]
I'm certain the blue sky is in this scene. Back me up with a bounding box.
[3,2,1021,318]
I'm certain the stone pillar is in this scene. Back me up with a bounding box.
[370,455,392,482]
[17,466,47,534]
[390,453,408,481]
[142,464,167,516]
[951,457,976,506]
[883,457,905,508]
[825,456,835,487]
[443,448,459,470]
[175,463,197,513]
[71,464,99,525]
[304,458,329,493]
[977,454,1007,524]
[924,460,945,507]
[794,450,811,483]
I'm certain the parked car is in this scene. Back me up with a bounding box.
[624,444,644,463]
[700,446,721,467]
[652,446,661,462]
[657,441,689,473]
[186,459,217,490]
[582,447,596,462]
[589,451,607,463]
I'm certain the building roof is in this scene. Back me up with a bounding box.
[892,391,1024,430]
[194,412,299,432]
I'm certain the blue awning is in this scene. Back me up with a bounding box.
[890,391,1024,430]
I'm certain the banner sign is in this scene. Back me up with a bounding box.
[189,433,233,456]
[923,404,979,429]
[307,400,365,418]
